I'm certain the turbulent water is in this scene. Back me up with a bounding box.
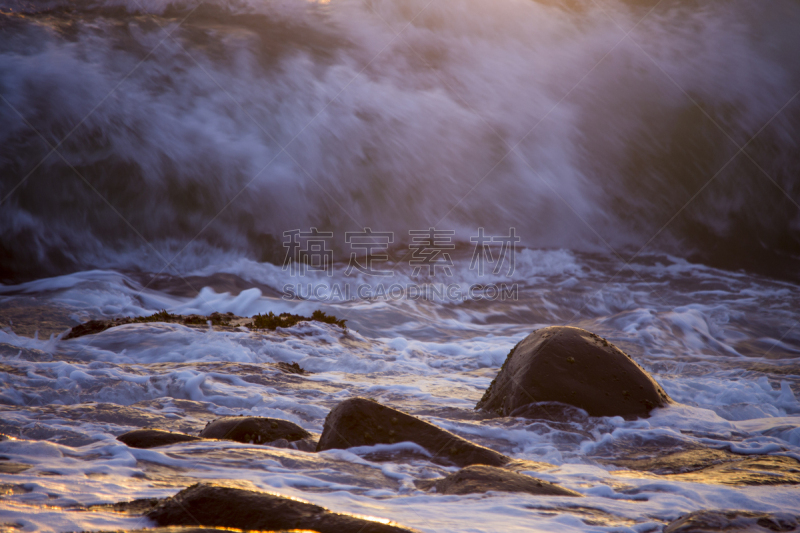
[1,0,800,531]
[1,0,800,280]
[1,253,799,532]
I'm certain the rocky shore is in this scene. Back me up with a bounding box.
[2,316,797,532]
[2,320,784,531]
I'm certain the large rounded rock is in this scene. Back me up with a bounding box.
[433,465,582,497]
[476,327,671,419]
[317,398,509,468]
[148,483,417,533]
[200,417,310,445]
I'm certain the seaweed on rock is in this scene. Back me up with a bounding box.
[246,310,347,332]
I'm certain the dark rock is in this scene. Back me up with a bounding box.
[183,312,234,326]
[200,417,311,445]
[148,483,418,533]
[92,526,296,533]
[476,327,671,419]
[606,448,800,486]
[276,361,308,375]
[117,429,202,449]
[316,398,509,468]
[664,510,799,532]
[65,318,130,339]
[63,310,344,340]
[432,465,582,496]
[247,310,347,332]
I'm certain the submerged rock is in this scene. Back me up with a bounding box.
[664,510,799,532]
[507,401,590,422]
[0,460,31,474]
[606,448,800,486]
[476,327,671,419]
[431,465,581,496]
[1,421,95,448]
[597,447,732,474]
[0,302,78,338]
[200,417,312,447]
[148,483,417,533]
[265,437,318,452]
[117,429,202,449]
[316,398,509,468]
[117,419,317,451]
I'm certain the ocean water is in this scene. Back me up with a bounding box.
[1,0,799,531]
[1,253,799,532]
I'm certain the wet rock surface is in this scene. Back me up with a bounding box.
[604,448,800,486]
[140,444,403,493]
[588,431,700,461]
[476,326,671,419]
[0,342,54,363]
[599,447,737,474]
[148,483,418,533]
[664,510,800,532]
[0,422,96,448]
[117,429,203,449]
[316,398,510,467]
[68,402,203,430]
[427,464,582,496]
[200,416,311,446]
